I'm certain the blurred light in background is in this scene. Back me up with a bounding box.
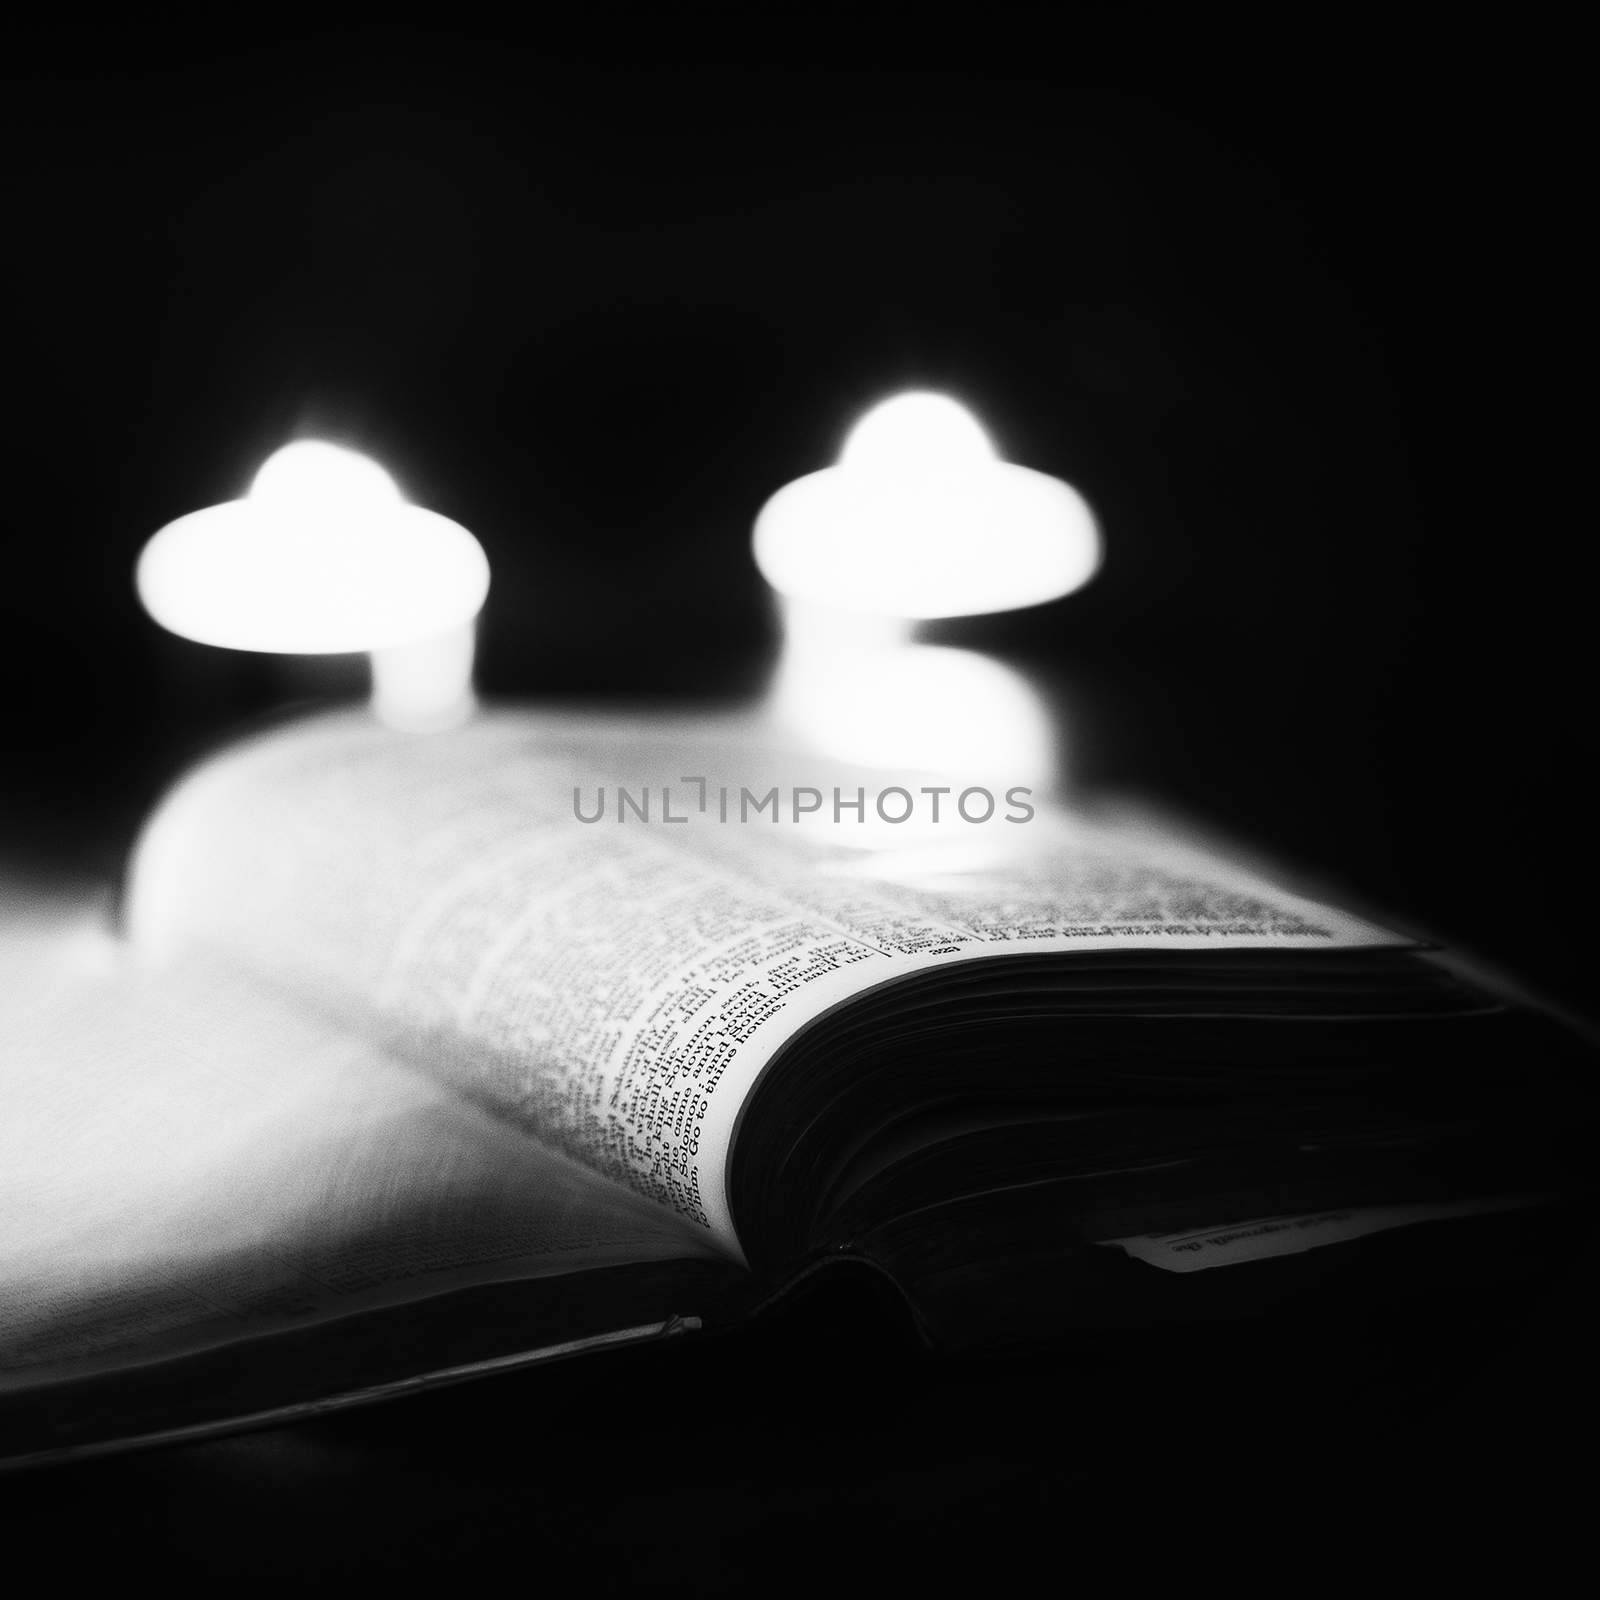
[754,393,1099,794]
[837,391,996,473]
[754,391,1099,618]
[136,442,490,731]
[776,608,1057,790]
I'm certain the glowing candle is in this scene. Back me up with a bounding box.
[754,391,1100,619]
[136,442,490,730]
[752,393,1099,797]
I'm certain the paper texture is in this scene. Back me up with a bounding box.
[0,945,717,1388]
[126,710,1406,1261]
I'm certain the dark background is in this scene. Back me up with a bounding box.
[3,19,1593,1016]
[2,15,1592,1583]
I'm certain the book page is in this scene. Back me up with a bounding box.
[1104,1196,1537,1273]
[126,709,1405,1262]
[0,928,718,1390]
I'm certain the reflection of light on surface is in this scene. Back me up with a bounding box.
[136,442,489,730]
[754,391,1100,618]
[756,392,1093,796]
[773,597,1059,817]
[795,643,1052,777]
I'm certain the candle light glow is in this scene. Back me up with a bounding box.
[137,442,490,730]
[754,393,1096,797]
[754,391,1100,619]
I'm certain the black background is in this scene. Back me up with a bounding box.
[2,15,1593,1584]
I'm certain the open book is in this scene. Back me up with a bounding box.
[2,709,1585,1464]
